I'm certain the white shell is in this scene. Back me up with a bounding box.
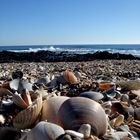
[25,121,65,140]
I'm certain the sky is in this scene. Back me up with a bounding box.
[0,0,140,46]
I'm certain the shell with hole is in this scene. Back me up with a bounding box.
[57,97,107,137]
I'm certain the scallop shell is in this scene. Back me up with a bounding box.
[79,91,104,101]
[13,94,42,129]
[24,121,65,140]
[63,70,78,84]
[58,97,107,137]
[41,96,69,124]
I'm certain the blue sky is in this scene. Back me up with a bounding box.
[0,0,140,45]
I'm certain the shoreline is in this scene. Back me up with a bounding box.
[0,50,139,63]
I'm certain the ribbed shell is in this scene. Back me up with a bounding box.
[13,94,42,129]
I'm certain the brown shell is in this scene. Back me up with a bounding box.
[63,71,78,84]
[57,97,107,137]
[0,88,13,97]
[13,94,42,129]
[41,96,69,124]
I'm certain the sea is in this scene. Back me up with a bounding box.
[0,44,140,56]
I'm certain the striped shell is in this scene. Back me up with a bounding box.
[13,94,42,129]
[58,97,107,137]
[63,71,78,84]
[41,96,69,123]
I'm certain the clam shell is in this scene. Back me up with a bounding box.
[13,94,42,129]
[36,76,50,85]
[10,79,33,92]
[58,97,107,137]
[41,96,69,124]
[79,91,104,101]
[25,121,65,140]
[63,71,78,84]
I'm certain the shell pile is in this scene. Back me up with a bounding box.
[0,60,140,140]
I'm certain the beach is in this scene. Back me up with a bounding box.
[0,60,140,139]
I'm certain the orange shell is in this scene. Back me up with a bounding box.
[99,83,114,91]
[63,71,77,84]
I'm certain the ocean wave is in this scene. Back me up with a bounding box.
[6,45,140,56]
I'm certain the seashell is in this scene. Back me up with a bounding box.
[58,97,107,137]
[118,80,140,90]
[65,130,84,139]
[0,127,21,140]
[101,101,112,109]
[121,94,130,102]
[79,91,104,101]
[99,82,114,91]
[111,102,134,119]
[13,94,42,129]
[134,107,140,120]
[12,70,23,79]
[12,92,28,109]
[0,87,13,97]
[41,96,69,124]
[63,70,78,84]
[78,124,91,138]
[131,89,140,97]
[25,121,65,140]
[36,76,50,85]
[103,131,128,140]
[21,89,32,106]
[102,86,117,99]
[110,114,124,128]
[10,79,33,92]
